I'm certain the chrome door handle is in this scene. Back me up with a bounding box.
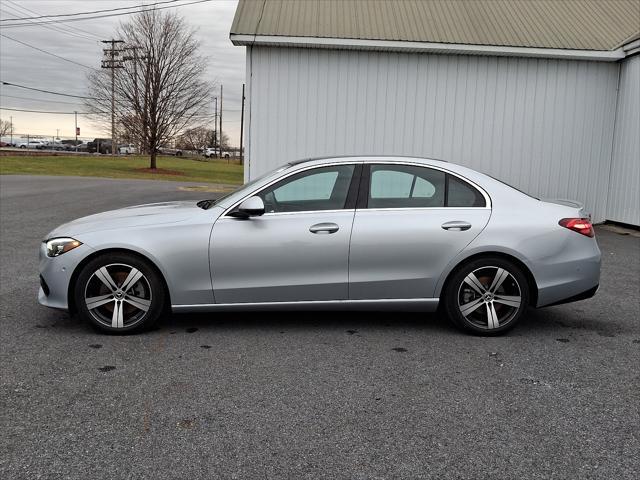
[441,221,472,231]
[309,222,339,234]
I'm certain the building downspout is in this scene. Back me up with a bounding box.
[603,60,623,222]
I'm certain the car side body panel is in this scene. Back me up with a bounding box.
[349,208,491,299]
[76,220,217,306]
[434,191,601,307]
[210,210,355,303]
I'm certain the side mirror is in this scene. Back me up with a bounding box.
[235,196,265,218]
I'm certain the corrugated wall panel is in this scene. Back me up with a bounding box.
[247,47,620,222]
[607,55,640,225]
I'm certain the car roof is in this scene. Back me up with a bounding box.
[288,155,448,167]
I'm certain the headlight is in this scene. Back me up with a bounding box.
[45,237,82,257]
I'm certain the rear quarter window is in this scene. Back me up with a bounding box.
[447,175,486,207]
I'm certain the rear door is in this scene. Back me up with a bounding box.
[349,163,491,299]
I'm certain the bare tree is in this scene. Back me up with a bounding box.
[219,131,230,150]
[177,125,213,151]
[0,119,13,137]
[86,9,210,169]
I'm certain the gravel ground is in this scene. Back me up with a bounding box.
[1,175,639,479]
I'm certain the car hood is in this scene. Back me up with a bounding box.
[46,201,201,238]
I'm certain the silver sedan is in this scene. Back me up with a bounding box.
[39,156,601,335]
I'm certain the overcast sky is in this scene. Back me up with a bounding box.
[0,0,244,144]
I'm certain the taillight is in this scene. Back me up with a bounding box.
[559,218,594,237]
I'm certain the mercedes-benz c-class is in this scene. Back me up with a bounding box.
[39,156,600,335]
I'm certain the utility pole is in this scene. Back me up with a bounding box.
[122,45,148,155]
[219,84,223,158]
[213,96,217,155]
[101,39,125,155]
[74,111,78,151]
[240,83,245,165]
[56,129,59,140]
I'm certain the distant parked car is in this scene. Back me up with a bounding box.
[204,148,232,158]
[157,146,183,157]
[36,141,65,151]
[61,140,84,151]
[118,144,138,155]
[87,138,113,154]
[17,140,45,149]
[0,141,10,147]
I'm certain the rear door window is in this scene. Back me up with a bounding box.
[365,164,486,208]
[368,165,446,208]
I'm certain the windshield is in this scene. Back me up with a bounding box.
[197,165,289,209]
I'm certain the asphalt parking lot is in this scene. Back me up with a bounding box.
[1,174,639,479]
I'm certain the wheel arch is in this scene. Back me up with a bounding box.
[67,247,171,314]
[438,251,539,307]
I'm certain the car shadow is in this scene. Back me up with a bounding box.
[161,309,454,334]
[516,305,630,337]
[38,304,625,338]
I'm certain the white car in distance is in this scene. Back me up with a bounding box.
[119,144,137,155]
[17,140,45,149]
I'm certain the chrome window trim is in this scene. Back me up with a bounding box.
[366,161,492,210]
[222,159,492,217]
[222,161,362,217]
[218,208,354,219]
[357,207,489,212]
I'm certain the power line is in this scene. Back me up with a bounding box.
[0,0,184,21]
[1,81,96,99]
[0,0,214,27]
[0,34,95,69]
[1,1,100,41]
[0,94,84,105]
[0,107,91,115]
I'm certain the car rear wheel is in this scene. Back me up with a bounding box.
[74,253,166,334]
[443,257,529,335]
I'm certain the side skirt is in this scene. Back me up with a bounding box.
[172,298,440,313]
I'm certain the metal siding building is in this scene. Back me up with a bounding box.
[607,54,640,226]
[232,0,640,225]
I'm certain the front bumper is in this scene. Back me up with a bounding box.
[38,241,93,310]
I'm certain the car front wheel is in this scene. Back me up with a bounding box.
[74,253,166,333]
[443,257,529,335]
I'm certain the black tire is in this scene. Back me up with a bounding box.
[443,257,530,335]
[74,252,166,334]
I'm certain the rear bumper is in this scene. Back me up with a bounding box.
[543,284,599,307]
[535,246,601,307]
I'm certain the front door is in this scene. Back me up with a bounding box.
[349,163,491,299]
[210,164,360,303]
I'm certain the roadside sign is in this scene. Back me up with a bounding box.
[76,127,80,135]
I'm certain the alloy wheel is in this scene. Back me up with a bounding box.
[457,266,522,330]
[84,263,152,329]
